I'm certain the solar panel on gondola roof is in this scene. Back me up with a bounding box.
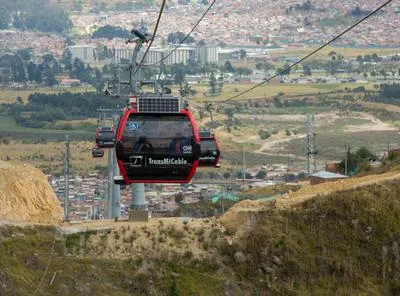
[199,130,212,138]
[137,96,180,113]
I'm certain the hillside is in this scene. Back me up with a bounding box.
[0,161,63,224]
[1,165,400,295]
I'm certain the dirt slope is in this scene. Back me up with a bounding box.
[0,160,63,224]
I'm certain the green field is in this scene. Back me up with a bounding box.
[0,86,96,103]
[0,115,94,141]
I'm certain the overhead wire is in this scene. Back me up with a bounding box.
[156,0,217,84]
[154,0,217,66]
[131,0,167,79]
[32,228,58,295]
[218,0,394,104]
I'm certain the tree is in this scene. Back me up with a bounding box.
[24,3,72,33]
[15,63,26,82]
[356,147,377,161]
[209,71,217,96]
[239,49,247,60]
[224,107,234,132]
[273,96,283,108]
[255,170,267,179]
[174,192,184,204]
[92,25,130,40]
[167,31,195,44]
[205,101,214,124]
[256,62,264,70]
[218,73,224,93]
[224,61,235,73]
[277,63,291,76]
[171,63,185,87]
[303,65,312,76]
[43,66,57,86]
[223,172,231,179]
[61,49,73,72]
[259,130,271,140]
[263,62,275,73]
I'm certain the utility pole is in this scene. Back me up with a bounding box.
[63,135,70,221]
[111,109,121,221]
[220,190,225,215]
[242,147,246,191]
[97,108,121,220]
[344,143,348,176]
[304,114,317,175]
[106,148,113,219]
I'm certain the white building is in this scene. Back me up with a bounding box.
[68,45,97,63]
[113,44,219,65]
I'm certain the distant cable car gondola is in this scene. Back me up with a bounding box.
[92,145,104,158]
[198,130,221,168]
[96,126,116,148]
[115,96,200,184]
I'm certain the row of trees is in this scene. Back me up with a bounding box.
[0,50,107,92]
[4,92,120,128]
[0,0,72,33]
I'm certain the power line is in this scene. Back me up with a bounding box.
[219,0,394,104]
[131,0,167,78]
[152,0,217,66]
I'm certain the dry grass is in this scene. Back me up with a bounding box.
[0,140,107,175]
[269,46,400,59]
[190,82,375,102]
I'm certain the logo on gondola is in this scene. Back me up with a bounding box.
[182,145,192,154]
[129,155,143,167]
[148,158,188,165]
[127,122,139,131]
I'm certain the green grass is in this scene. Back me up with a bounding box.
[219,180,400,295]
[2,179,400,294]
[0,225,225,295]
[0,115,94,140]
[0,86,96,103]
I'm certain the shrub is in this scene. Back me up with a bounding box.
[259,130,271,140]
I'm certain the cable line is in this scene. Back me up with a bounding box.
[32,228,58,295]
[152,0,217,66]
[219,0,394,104]
[131,0,167,78]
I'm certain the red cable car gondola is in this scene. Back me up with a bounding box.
[198,130,221,168]
[92,145,105,158]
[115,97,200,184]
[95,126,116,148]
